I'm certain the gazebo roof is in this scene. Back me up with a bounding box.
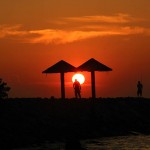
[42,60,76,73]
[77,58,112,72]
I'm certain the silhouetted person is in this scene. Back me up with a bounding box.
[137,81,143,97]
[73,79,81,98]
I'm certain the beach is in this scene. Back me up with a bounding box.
[1,97,150,149]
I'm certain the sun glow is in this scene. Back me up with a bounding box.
[72,73,85,84]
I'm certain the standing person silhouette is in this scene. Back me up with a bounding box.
[73,79,81,98]
[137,81,143,97]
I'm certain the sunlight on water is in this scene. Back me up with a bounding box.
[13,135,150,150]
[82,135,150,150]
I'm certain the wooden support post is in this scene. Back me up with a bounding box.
[60,72,65,99]
[91,71,96,99]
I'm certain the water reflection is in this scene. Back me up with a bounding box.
[82,135,150,150]
[13,135,150,150]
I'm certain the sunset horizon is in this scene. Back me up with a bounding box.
[0,0,150,98]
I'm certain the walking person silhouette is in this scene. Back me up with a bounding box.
[137,81,143,97]
[73,79,81,98]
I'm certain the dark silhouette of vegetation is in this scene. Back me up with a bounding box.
[0,78,11,98]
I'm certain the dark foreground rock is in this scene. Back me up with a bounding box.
[0,97,150,149]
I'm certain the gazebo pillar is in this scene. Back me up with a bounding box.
[91,71,96,99]
[60,72,65,99]
[43,60,76,99]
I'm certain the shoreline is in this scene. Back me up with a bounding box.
[1,97,150,149]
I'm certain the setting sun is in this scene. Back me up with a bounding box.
[72,73,85,84]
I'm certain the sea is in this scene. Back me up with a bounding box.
[13,135,150,150]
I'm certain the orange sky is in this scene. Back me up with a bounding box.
[0,0,150,98]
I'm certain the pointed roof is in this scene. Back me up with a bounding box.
[77,58,112,72]
[42,60,76,73]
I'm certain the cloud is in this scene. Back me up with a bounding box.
[0,14,149,44]
[64,13,140,24]
[27,26,146,44]
[0,25,27,38]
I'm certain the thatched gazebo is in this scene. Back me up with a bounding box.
[42,60,76,99]
[76,58,112,98]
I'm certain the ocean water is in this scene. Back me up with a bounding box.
[82,135,150,150]
[13,135,150,150]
